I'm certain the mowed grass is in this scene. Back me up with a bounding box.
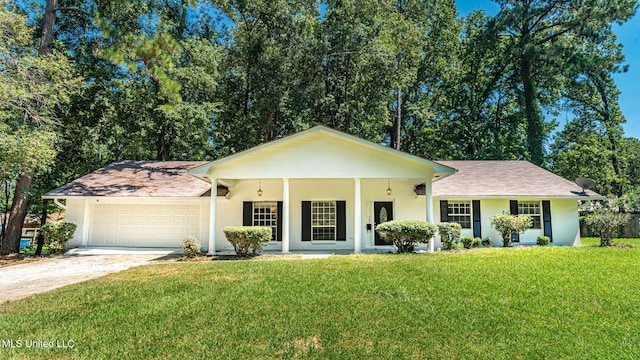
[19,246,51,256]
[581,236,640,247]
[2,246,640,359]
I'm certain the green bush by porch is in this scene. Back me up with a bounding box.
[490,213,533,247]
[2,246,640,359]
[375,219,437,252]
[437,222,462,250]
[223,226,272,255]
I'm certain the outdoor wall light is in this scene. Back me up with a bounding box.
[257,179,263,197]
[386,179,392,196]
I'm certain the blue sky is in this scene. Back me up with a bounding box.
[455,0,640,140]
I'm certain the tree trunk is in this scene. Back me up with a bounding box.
[0,180,9,243]
[263,112,273,143]
[1,174,33,255]
[178,0,187,39]
[244,61,251,117]
[34,199,48,256]
[396,87,401,151]
[157,127,171,160]
[595,79,623,196]
[395,54,402,151]
[520,57,544,165]
[39,0,58,56]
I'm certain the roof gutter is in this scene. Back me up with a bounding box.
[53,198,66,209]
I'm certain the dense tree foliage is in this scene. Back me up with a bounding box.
[0,0,638,254]
[0,0,81,254]
[490,0,636,165]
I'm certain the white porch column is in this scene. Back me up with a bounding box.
[81,199,90,247]
[354,178,362,254]
[425,177,434,252]
[208,178,217,255]
[282,178,290,254]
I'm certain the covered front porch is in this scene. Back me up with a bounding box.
[205,178,436,254]
[188,127,455,254]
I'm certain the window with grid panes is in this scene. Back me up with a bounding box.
[517,201,541,229]
[253,202,278,241]
[311,201,336,241]
[447,201,472,229]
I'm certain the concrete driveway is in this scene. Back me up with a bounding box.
[0,252,175,303]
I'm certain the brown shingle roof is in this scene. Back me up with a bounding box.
[432,160,601,198]
[44,161,212,197]
[45,159,600,199]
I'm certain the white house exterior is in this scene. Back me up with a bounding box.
[44,126,600,252]
[431,161,595,247]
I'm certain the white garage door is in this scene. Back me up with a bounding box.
[89,203,201,247]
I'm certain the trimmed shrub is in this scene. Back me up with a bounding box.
[490,213,532,247]
[583,211,630,247]
[41,221,77,253]
[472,237,482,248]
[223,226,272,256]
[376,220,437,253]
[449,240,463,250]
[437,222,462,250]
[182,236,201,257]
[481,237,492,247]
[536,236,550,246]
[461,236,474,249]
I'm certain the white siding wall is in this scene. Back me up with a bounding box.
[550,199,581,246]
[213,178,429,252]
[433,198,580,247]
[215,179,286,252]
[207,132,438,180]
[64,198,86,248]
[61,191,580,251]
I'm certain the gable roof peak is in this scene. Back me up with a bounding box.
[189,126,456,178]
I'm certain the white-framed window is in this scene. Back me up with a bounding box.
[448,201,471,229]
[312,201,336,241]
[253,201,278,241]
[518,201,541,229]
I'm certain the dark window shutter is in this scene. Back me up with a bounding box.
[336,201,346,241]
[276,201,283,242]
[509,200,519,242]
[440,200,449,222]
[243,202,253,226]
[542,200,552,242]
[472,200,481,238]
[509,200,518,215]
[301,201,311,241]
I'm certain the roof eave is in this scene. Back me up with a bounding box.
[432,194,605,200]
[42,195,211,200]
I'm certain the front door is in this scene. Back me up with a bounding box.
[374,202,394,245]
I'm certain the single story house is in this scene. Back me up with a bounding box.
[44,126,600,253]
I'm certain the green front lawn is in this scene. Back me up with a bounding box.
[581,237,640,247]
[1,247,640,359]
[19,246,51,256]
